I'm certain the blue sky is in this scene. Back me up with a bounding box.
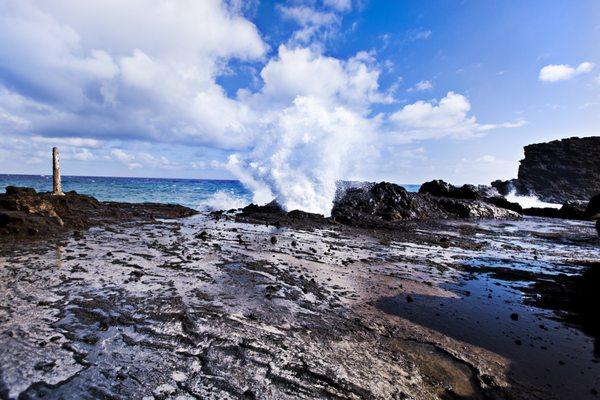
[0,0,599,199]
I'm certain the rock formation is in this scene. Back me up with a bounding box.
[331,181,520,226]
[0,186,197,238]
[492,136,600,203]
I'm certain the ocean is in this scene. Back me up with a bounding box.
[0,174,420,211]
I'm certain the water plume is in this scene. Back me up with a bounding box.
[227,96,374,216]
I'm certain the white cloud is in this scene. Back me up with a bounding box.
[72,148,95,161]
[323,0,352,12]
[389,92,489,139]
[257,45,391,110]
[0,0,267,148]
[111,149,135,163]
[538,61,595,82]
[407,80,433,92]
[277,4,340,44]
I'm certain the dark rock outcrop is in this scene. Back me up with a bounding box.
[585,193,600,219]
[522,199,593,221]
[419,180,485,200]
[331,181,520,226]
[492,136,600,203]
[0,186,197,238]
[587,194,600,238]
[521,207,562,219]
[237,200,326,228]
[558,201,588,220]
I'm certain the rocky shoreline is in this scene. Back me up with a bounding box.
[0,186,198,239]
[0,183,599,400]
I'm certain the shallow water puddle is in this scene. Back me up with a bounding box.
[377,268,600,399]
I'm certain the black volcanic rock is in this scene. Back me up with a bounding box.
[585,193,600,219]
[522,200,591,221]
[241,200,285,215]
[331,182,520,226]
[486,196,523,214]
[522,207,562,219]
[418,180,454,197]
[237,200,326,228]
[559,201,588,220]
[419,180,482,200]
[333,182,436,223]
[492,137,600,203]
[0,186,197,238]
[419,180,522,213]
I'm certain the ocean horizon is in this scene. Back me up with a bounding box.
[0,174,421,211]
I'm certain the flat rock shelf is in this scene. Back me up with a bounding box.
[1,205,599,399]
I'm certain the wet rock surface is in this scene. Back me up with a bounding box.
[521,195,599,221]
[0,208,599,399]
[331,182,520,226]
[0,186,197,238]
[492,136,600,203]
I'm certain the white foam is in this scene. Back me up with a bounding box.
[198,190,249,211]
[226,97,374,216]
[505,190,561,209]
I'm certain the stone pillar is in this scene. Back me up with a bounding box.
[52,147,64,195]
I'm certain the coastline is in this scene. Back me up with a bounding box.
[0,185,599,399]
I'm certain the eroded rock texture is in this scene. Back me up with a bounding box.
[1,211,599,400]
[0,186,197,238]
[331,182,520,226]
[492,136,600,203]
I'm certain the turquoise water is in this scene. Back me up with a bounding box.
[0,174,420,210]
[0,174,251,210]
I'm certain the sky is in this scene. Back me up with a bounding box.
[0,0,599,199]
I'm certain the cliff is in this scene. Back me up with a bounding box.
[492,136,600,203]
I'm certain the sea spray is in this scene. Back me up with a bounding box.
[198,190,249,211]
[227,97,375,215]
[505,190,561,209]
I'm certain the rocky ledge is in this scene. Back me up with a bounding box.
[331,180,521,226]
[492,136,600,203]
[0,186,198,238]
[236,180,522,229]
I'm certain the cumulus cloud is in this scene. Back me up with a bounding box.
[538,62,595,82]
[0,0,266,147]
[389,92,494,140]
[257,45,391,109]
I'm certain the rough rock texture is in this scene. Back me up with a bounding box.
[0,186,197,238]
[522,201,589,220]
[419,180,523,214]
[1,204,599,399]
[586,193,600,219]
[419,179,489,200]
[520,196,600,221]
[331,182,520,226]
[492,136,600,203]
